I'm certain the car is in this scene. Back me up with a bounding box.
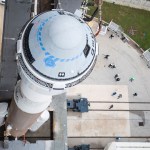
[0,0,5,5]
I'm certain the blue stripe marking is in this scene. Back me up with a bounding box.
[48,55,55,59]
[71,57,75,61]
[40,42,43,46]
[54,58,60,61]
[39,27,42,31]
[41,47,46,51]
[45,52,50,55]
[76,55,79,59]
[60,59,65,62]
[65,59,70,62]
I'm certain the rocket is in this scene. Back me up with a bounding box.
[6,10,98,137]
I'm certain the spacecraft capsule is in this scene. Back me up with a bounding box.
[6,10,98,137]
[18,10,98,92]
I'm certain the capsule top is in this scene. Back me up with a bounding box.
[21,10,97,82]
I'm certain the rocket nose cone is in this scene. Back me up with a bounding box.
[21,10,97,85]
[48,15,86,50]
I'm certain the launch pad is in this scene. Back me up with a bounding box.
[0,94,67,150]
[1,0,150,150]
[0,0,96,149]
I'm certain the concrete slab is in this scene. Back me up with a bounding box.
[129,111,150,137]
[68,111,130,121]
[67,85,130,137]
[67,85,128,102]
[82,28,150,103]
[67,111,130,137]
[68,21,150,148]
[90,103,150,111]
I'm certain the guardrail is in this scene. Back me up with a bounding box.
[92,17,145,53]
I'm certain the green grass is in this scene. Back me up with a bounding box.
[88,2,150,50]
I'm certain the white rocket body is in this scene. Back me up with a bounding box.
[6,10,98,137]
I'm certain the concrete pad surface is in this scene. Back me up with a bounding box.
[68,119,130,137]
[90,103,150,110]
[68,137,150,149]
[68,111,130,137]
[67,85,128,102]
[67,20,150,147]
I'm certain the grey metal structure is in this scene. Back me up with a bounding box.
[141,49,150,68]
[0,0,32,101]
[2,94,67,150]
[55,0,83,13]
[68,144,90,150]
[67,98,89,112]
[50,93,67,150]
[1,140,54,150]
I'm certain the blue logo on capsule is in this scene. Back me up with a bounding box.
[44,56,59,67]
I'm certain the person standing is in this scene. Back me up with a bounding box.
[112,65,116,68]
[104,55,110,59]
[112,92,117,96]
[129,77,135,82]
[114,74,119,78]
[109,104,113,109]
[116,77,120,81]
[133,93,138,96]
[117,94,122,99]
[108,64,113,68]
[109,34,114,39]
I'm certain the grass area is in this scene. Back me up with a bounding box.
[88,2,150,50]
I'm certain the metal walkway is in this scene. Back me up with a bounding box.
[0,0,32,101]
[55,0,82,13]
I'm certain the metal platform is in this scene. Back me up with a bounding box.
[55,0,83,13]
[49,93,68,150]
[0,140,54,150]
[0,94,67,150]
[0,0,32,101]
